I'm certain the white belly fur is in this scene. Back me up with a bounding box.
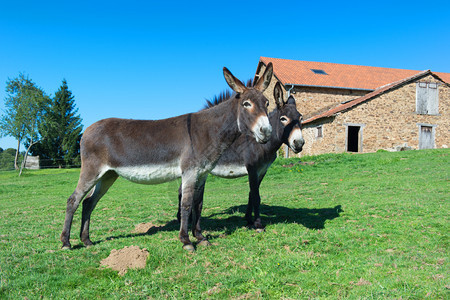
[111,162,182,184]
[211,164,248,178]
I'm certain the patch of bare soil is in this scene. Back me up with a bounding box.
[100,245,149,275]
[132,222,157,233]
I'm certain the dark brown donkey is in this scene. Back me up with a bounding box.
[61,63,274,251]
[177,81,304,230]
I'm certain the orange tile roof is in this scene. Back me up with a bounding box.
[259,56,450,90]
[434,71,450,84]
[303,70,445,124]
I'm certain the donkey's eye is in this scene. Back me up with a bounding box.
[280,116,289,123]
[243,100,252,108]
[266,101,269,107]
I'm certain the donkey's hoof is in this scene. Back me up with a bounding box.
[82,238,94,248]
[198,239,211,247]
[255,228,265,233]
[61,246,71,250]
[183,244,195,252]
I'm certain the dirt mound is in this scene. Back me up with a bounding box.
[133,222,157,233]
[100,245,149,275]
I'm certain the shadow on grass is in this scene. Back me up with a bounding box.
[99,204,343,246]
[207,204,343,233]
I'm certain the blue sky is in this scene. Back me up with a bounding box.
[1,0,449,150]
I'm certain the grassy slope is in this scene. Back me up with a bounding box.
[0,149,448,299]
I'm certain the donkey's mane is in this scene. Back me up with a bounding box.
[203,79,254,110]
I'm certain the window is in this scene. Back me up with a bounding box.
[311,69,327,75]
[316,125,323,138]
[416,82,439,115]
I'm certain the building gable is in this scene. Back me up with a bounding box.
[300,72,449,155]
[255,57,450,119]
[303,71,448,124]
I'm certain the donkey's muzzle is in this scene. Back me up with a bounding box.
[291,138,305,153]
[258,126,272,143]
[253,116,272,144]
[289,128,305,153]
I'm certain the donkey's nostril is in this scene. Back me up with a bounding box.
[260,126,272,136]
[295,139,304,148]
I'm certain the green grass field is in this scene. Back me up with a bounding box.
[0,149,448,299]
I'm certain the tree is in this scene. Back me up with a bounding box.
[0,73,49,171]
[0,148,19,170]
[31,79,83,167]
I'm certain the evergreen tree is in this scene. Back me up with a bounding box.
[32,80,83,167]
[0,148,18,170]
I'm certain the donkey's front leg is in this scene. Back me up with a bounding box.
[247,168,264,231]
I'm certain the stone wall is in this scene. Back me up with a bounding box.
[290,86,369,119]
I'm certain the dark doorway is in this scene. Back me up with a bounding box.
[347,126,360,152]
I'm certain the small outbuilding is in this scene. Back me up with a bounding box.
[25,155,40,170]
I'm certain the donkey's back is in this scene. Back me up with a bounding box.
[81,117,191,184]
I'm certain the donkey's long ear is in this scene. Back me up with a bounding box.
[273,81,284,109]
[254,62,273,92]
[223,67,246,94]
[286,95,296,105]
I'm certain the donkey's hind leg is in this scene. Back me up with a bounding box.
[80,171,118,247]
[177,184,182,222]
[192,179,210,246]
[61,168,102,249]
[179,170,203,251]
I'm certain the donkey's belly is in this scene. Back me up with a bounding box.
[211,161,273,179]
[211,164,248,178]
[113,163,182,184]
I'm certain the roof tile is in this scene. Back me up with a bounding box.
[259,56,450,90]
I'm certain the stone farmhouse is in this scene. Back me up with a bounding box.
[254,57,450,156]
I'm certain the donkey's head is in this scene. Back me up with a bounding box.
[273,82,305,153]
[223,63,273,144]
